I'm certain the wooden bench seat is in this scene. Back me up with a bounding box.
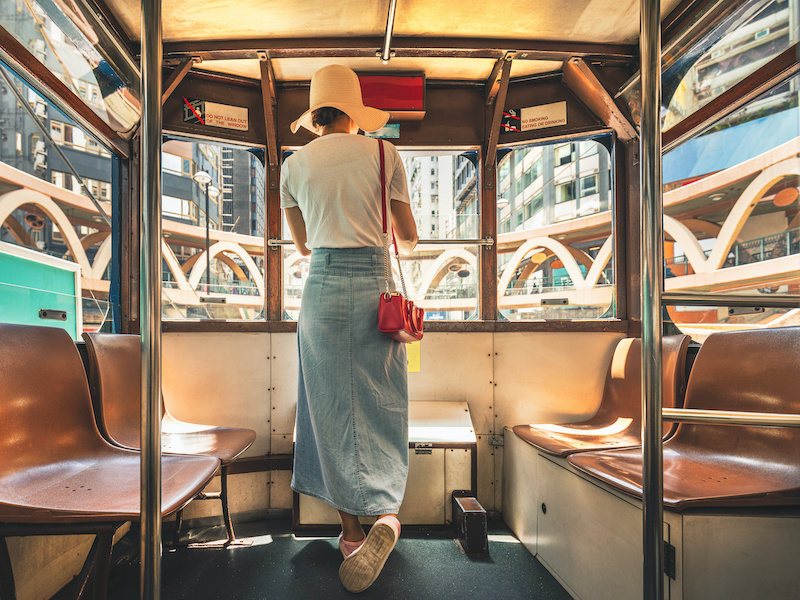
[567,327,800,511]
[82,333,256,542]
[512,335,690,457]
[0,323,219,599]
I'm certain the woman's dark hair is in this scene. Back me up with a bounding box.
[311,107,347,128]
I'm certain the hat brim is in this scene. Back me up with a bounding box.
[290,102,389,134]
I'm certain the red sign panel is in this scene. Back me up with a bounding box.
[359,75,425,115]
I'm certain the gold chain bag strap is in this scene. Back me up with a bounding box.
[376,139,424,342]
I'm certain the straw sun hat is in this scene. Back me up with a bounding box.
[290,64,389,134]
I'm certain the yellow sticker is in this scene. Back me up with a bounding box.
[407,341,421,372]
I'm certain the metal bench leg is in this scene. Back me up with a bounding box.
[220,465,236,543]
[89,530,114,600]
[0,537,16,600]
[172,508,185,545]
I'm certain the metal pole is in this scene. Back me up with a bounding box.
[205,184,210,292]
[380,0,398,64]
[640,0,664,598]
[140,0,162,595]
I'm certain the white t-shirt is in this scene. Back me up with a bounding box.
[280,134,410,248]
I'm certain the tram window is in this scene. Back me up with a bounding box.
[282,149,481,322]
[497,137,615,321]
[161,137,266,321]
[663,72,799,342]
[0,73,116,336]
[657,0,793,133]
[0,0,140,133]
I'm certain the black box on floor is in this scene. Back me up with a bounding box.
[452,491,488,557]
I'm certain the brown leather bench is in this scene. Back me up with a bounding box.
[0,323,219,600]
[82,333,256,543]
[511,335,690,457]
[567,327,800,510]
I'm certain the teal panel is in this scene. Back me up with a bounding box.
[0,249,79,339]
[0,252,74,292]
[0,283,78,338]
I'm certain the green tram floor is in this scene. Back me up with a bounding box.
[106,517,572,600]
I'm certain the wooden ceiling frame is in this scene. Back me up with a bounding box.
[259,53,280,177]
[161,58,197,105]
[562,57,637,143]
[484,55,513,187]
[160,37,636,65]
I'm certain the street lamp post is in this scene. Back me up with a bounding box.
[192,170,220,293]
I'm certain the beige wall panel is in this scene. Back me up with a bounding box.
[270,333,299,441]
[398,450,446,525]
[162,332,271,456]
[502,429,538,557]
[270,470,294,510]
[444,447,474,523]
[271,433,294,455]
[407,333,494,434]
[181,472,270,521]
[683,514,800,599]
[493,332,623,429]
[7,535,93,600]
[475,435,498,512]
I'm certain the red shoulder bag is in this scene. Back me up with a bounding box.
[376,139,424,343]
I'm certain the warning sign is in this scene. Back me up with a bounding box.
[501,109,522,133]
[183,98,249,131]
[519,101,567,131]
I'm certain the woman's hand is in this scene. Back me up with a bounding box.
[284,206,311,256]
[390,200,418,255]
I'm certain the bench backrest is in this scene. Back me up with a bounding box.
[672,326,800,454]
[593,334,690,425]
[0,324,109,475]
[83,332,152,450]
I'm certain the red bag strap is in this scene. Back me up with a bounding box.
[379,139,387,234]
[378,139,400,252]
[378,138,409,298]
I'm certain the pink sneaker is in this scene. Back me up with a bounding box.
[338,516,401,593]
[338,531,366,558]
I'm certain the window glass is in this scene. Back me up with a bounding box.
[0,73,115,336]
[663,72,799,342]
[282,150,481,321]
[161,137,266,320]
[497,136,615,321]
[0,0,140,133]
[626,0,794,133]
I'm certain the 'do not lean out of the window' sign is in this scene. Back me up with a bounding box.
[183,98,249,131]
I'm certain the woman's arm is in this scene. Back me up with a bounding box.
[391,199,418,255]
[283,206,311,256]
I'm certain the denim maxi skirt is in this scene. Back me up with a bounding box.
[291,246,409,516]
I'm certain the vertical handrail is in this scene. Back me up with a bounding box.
[640,0,664,598]
[140,0,162,597]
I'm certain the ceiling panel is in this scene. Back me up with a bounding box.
[192,56,565,83]
[105,0,683,46]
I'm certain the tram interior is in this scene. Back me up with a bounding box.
[0,0,798,599]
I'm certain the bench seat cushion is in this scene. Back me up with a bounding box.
[84,333,256,465]
[512,335,689,457]
[568,327,800,512]
[0,323,220,524]
[567,444,800,511]
[513,422,643,457]
[0,447,219,523]
[162,414,256,464]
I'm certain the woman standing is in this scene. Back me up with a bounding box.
[280,64,418,593]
